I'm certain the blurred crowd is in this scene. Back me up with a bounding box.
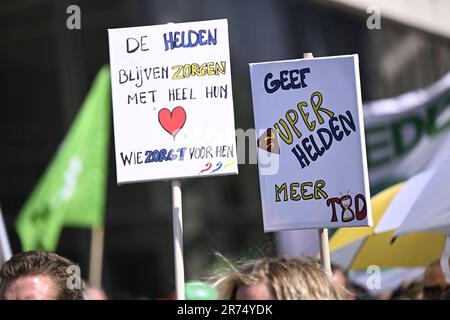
[0,251,449,300]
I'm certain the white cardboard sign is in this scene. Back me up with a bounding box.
[108,19,238,184]
[250,55,372,231]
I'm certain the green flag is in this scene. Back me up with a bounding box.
[16,66,111,251]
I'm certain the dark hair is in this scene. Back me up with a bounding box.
[330,263,346,275]
[390,281,423,300]
[0,251,84,300]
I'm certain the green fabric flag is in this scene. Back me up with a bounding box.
[16,66,111,251]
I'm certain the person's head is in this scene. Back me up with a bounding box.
[331,263,355,300]
[422,259,450,300]
[84,286,108,300]
[390,280,423,300]
[213,256,341,300]
[0,251,84,300]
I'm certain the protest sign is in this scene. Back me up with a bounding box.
[108,18,237,299]
[108,19,238,185]
[250,54,372,231]
[277,70,450,259]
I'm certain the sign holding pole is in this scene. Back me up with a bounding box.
[250,52,372,275]
[303,52,331,276]
[108,19,238,299]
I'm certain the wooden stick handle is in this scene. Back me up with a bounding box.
[89,227,105,288]
[318,228,332,277]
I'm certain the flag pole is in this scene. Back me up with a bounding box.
[303,52,332,278]
[171,180,185,300]
[89,227,105,288]
[0,204,12,264]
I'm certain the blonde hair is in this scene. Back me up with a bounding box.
[212,256,341,300]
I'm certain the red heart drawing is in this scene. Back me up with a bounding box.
[158,106,187,138]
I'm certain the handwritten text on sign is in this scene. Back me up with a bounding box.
[108,19,238,184]
[250,55,372,230]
